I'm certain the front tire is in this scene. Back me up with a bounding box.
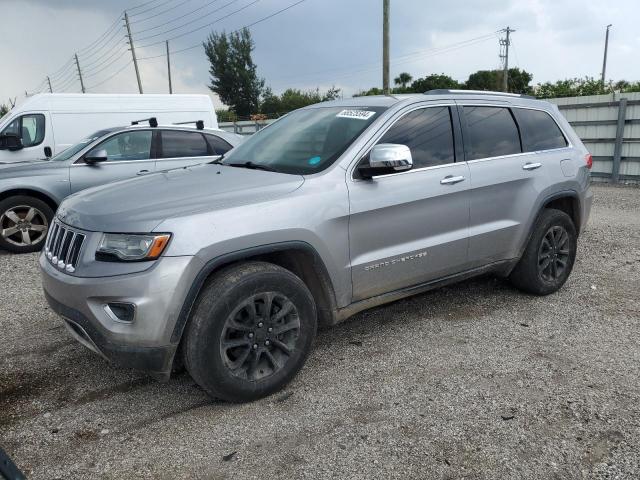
[509,208,577,295]
[0,195,53,254]
[183,261,317,402]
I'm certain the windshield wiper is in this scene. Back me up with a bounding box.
[225,161,276,172]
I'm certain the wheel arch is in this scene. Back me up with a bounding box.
[0,188,59,213]
[171,241,339,344]
[541,191,581,235]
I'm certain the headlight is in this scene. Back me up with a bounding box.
[96,233,171,261]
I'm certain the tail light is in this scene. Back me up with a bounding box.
[584,153,593,169]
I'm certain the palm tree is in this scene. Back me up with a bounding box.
[394,72,413,89]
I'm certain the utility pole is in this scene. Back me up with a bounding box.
[601,24,612,86]
[382,0,390,94]
[166,40,173,94]
[46,76,53,93]
[499,27,514,92]
[124,11,143,94]
[74,53,86,93]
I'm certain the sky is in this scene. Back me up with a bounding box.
[1,0,638,109]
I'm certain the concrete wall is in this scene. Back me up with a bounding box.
[548,92,640,183]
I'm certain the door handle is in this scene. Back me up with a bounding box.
[440,175,465,185]
[522,162,542,171]
[136,169,150,176]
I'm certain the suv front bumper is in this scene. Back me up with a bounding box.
[40,253,203,378]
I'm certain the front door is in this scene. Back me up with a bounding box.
[0,112,50,162]
[347,105,471,301]
[69,129,157,193]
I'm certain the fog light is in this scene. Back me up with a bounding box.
[105,303,136,323]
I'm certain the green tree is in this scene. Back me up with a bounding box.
[0,104,8,118]
[259,86,341,116]
[353,87,384,97]
[535,77,605,98]
[410,74,460,93]
[203,28,264,118]
[465,68,532,94]
[394,72,413,90]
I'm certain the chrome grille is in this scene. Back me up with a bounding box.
[44,220,86,273]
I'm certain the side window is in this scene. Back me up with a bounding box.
[464,106,521,160]
[377,107,455,168]
[161,130,209,158]
[512,108,567,152]
[95,130,153,161]
[0,114,45,147]
[205,134,233,155]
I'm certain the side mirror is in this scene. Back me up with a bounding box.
[358,143,413,179]
[84,149,108,165]
[0,133,24,151]
[44,146,52,158]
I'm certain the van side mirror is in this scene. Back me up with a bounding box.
[84,149,108,165]
[44,146,52,158]
[358,143,413,179]
[0,133,24,151]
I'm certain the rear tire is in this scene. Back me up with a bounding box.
[0,195,53,254]
[509,208,577,295]
[183,261,317,402]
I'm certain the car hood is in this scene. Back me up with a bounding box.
[0,159,62,177]
[58,163,305,232]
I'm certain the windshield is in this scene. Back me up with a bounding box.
[222,106,387,174]
[51,129,117,161]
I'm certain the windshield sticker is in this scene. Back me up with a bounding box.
[308,156,321,165]
[336,110,376,120]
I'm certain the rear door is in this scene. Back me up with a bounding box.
[347,104,471,301]
[461,104,553,267]
[69,129,157,193]
[156,129,217,171]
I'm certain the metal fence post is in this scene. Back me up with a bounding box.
[612,98,628,183]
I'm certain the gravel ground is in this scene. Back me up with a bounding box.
[1,183,639,479]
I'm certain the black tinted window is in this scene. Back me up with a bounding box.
[378,107,455,168]
[464,106,521,160]
[161,130,209,158]
[205,134,233,155]
[513,108,567,152]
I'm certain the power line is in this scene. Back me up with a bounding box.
[77,14,124,55]
[267,31,500,85]
[128,0,165,12]
[129,0,174,17]
[130,0,193,25]
[137,0,307,59]
[86,60,134,91]
[83,51,130,79]
[133,0,223,35]
[83,45,129,74]
[136,0,243,43]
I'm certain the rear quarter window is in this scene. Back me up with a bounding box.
[513,108,568,152]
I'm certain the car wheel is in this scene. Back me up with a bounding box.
[509,208,577,295]
[183,261,317,402]
[0,196,53,254]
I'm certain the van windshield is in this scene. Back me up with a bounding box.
[221,106,386,174]
[51,129,117,161]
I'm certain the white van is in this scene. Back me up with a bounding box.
[0,93,218,163]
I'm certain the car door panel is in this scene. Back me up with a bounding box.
[347,105,470,302]
[348,163,471,301]
[69,130,156,194]
[460,104,548,266]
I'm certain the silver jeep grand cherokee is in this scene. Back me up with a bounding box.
[41,91,593,402]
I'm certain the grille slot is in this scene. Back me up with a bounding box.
[44,220,86,273]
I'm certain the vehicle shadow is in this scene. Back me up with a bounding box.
[1,273,515,439]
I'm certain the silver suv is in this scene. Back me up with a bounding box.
[40,91,593,402]
[0,121,242,253]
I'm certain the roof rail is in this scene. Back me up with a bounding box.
[173,120,205,130]
[424,89,535,99]
[131,117,158,127]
